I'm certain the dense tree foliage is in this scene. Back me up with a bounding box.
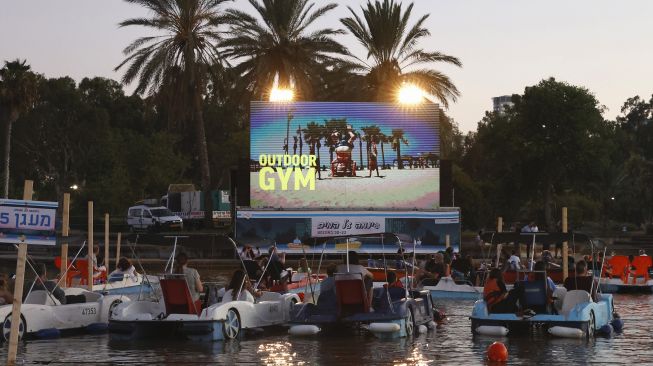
[2,0,652,234]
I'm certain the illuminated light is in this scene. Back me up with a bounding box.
[397,84,425,105]
[70,184,79,190]
[269,87,294,102]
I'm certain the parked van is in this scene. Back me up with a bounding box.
[127,205,183,232]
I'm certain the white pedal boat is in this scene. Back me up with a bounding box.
[109,276,300,341]
[0,288,128,341]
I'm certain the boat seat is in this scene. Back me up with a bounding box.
[160,277,201,315]
[631,256,653,283]
[519,280,549,314]
[607,256,629,280]
[561,290,591,316]
[335,273,369,316]
[552,287,567,313]
[166,314,199,321]
[24,290,61,306]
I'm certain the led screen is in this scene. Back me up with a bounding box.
[250,102,440,209]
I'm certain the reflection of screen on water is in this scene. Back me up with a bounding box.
[250,102,441,209]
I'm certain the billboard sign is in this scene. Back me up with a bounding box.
[250,102,440,209]
[0,199,58,246]
[235,210,459,254]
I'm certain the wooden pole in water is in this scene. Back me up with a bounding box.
[7,180,34,365]
[60,193,70,288]
[115,232,122,269]
[104,213,110,270]
[496,217,503,268]
[88,201,94,291]
[562,207,569,281]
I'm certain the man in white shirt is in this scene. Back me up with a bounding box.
[508,250,522,270]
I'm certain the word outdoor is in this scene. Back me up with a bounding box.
[258,154,317,191]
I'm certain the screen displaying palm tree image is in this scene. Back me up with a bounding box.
[250,101,441,209]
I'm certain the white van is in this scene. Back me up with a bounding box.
[127,205,183,232]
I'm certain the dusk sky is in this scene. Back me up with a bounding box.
[2,0,652,132]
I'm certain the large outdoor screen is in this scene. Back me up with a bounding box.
[250,101,440,209]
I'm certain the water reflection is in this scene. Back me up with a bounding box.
[258,341,303,365]
[3,276,653,364]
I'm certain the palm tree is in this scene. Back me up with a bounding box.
[222,0,349,99]
[116,0,229,222]
[391,128,408,169]
[379,132,388,169]
[303,121,323,179]
[341,0,462,106]
[0,60,39,198]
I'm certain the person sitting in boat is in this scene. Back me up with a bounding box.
[451,255,473,281]
[0,275,14,305]
[174,252,204,310]
[563,260,599,301]
[223,269,260,303]
[508,250,522,270]
[297,258,311,274]
[240,245,259,261]
[267,247,286,281]
[337,251,374,305]
[385,271,404,289]
[483,268,524,313]
[87,245,107,283]
[109,257,138,282]
[420,253,447,285]
[32,264,66,304]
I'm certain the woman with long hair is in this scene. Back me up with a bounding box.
[223,269,257,303]
[175,252,204,309]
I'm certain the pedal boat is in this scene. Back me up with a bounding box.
[109,276,300,341]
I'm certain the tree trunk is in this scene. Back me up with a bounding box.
[544,179,554,232]
[2,110,17,198]
[397,144,403,169]
[192,86,212,226]
[380,141,386,169]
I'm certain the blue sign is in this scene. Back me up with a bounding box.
[0,199,58,246]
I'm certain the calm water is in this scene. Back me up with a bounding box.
[1,268,652,365]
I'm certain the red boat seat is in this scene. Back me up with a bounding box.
[335,273,369,316]
[160,277,201,316]
[607,256,629,281]
[630,256,652,283]
[54,256,80,287]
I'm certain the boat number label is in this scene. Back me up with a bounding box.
[268,304,279,313]
[0,204,56,231]
[82,307,97,315]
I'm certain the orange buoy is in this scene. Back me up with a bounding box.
[487,342,508,362]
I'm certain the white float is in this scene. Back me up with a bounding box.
[369,322,401,333]
[288,324,321,336]
[548,326,584,338]
[475,325,509,336]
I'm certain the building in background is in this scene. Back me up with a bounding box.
[492,95,514,113]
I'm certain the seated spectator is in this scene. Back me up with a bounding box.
[483,268,523,313]
[0,275,14,305]
[109,257,138,281]
[32,264,66,304]
[223,269,259,303]
[563,260,599,301]
[508,250,522,270]
[385,271,404,288]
